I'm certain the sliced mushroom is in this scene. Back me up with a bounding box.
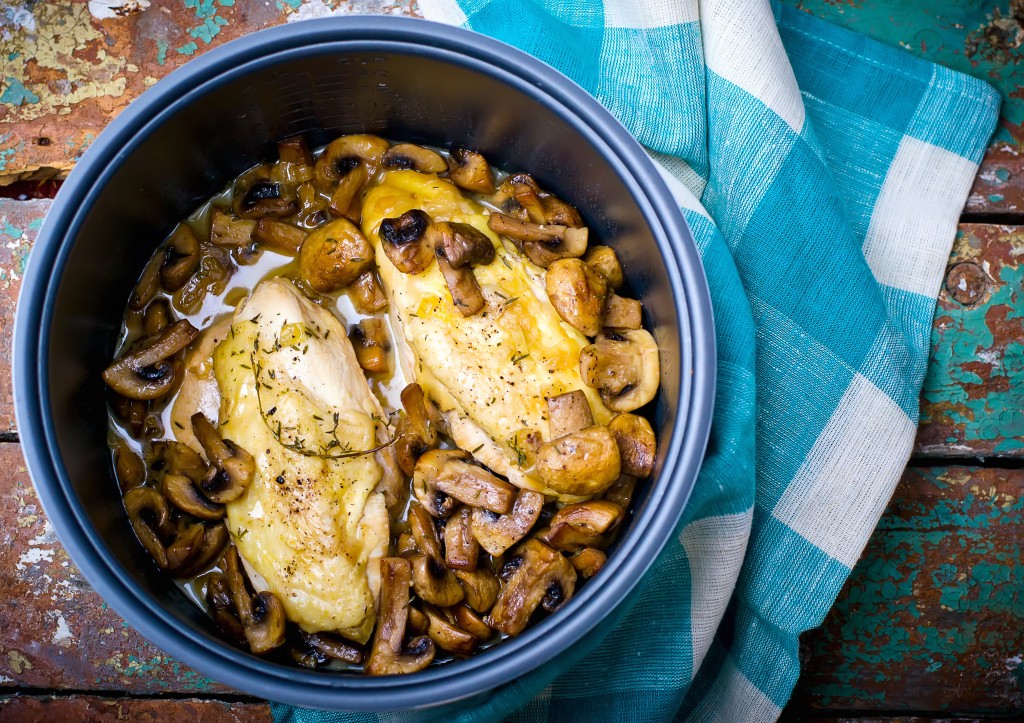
[422,604,476,655]
[349,318,391,374]
[327,161,368,220]
[348,270,388,314]
[124,486,171,569]
[608,413,656,478]
[412,449,469,518]
[174,522,230,578]
[430,221,495,269]
[407,606,429,635]
[395,416,430,478]
[192,412,255,504]
[570,547,607,579]
[546,258,608,336]
[435,459,516,515]
[222,545,254,626]
[452,604,492,641]
[162,473,224,520]
[114,438,146,491]
[379,209,434,274]
[536,426,621,497]
[603,474,638,510]
[244,592,286,654]
[315,134,390,192]
[111,395,147,437]
[166,522,205,573]
[210,209,257,249]
[159,224,201,292]
[408,503,444,565]
[253,218,306,255]
[437,252,485,316]
[143,299,173,337]
[410,553,464,607]
[290,629,363,668]
[277,134,313,168]
[448,148,494,194]
[103,320,198,400]
[452,568,500,613]
[470,488,544,557]
[207,572,246,644]
[129,253,163,310]
[234,170,296,219]
[298,218,374,293]
[584,245,624,289]
[382,143,447,174]
[487,213,588,268]
[400,383,439,446]
[544,500,623,551]
[365,557,436,675]
[546,390,595,439]
[486,539,576,635]
[604,294,642,330]
[396,532,417,558]
[580,330,660,412]
[444,506,479,571]
[150,439,207,481]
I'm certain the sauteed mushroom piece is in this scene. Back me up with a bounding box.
[290,629,363,668]
[222,546,254,626]
[407,606,429,635]
[103,320,198,400]
[299,218,374,293]
[453,604,492,641]
[111,395,147,438]
[150,439,207,481]
[348,270,388,314]
[379,209,434,275]
[452,568,500,613]
[207,572,246,644]
[365,557,436,675]
[328,162,368,220]
[410,554,464,607]
[408,503,444,564]
[191,413,255,504]
[412,449,468,518]
[166,522,206,573]
[143,299,173,336]
[234,170,296,219]
[253,218,306,255]
[608,413,657,478]
[546,390,594,439]
[437,252,485,316]
[382,143,447,174]
[487,539,576,635]
[603,294,642,330]
[536,426,621,497]
[162,473,224,520]
[584,245,624,289]
[349,319,391,374]
[470,488,544,557]
[277,135,313,169]
[443,506,479,571]
[434,459,516,515]
[487,213,588,268]
[544,500,623,552]
[395,417,430,478]
[113,438,146,491]
[430,221,495,269]
[174,522,229,578]
[448,148,495,194]
[160,224,201,292]
[210,209,257,249]
[603,474,638,511]
[246,591,287,654]
[546,258,609,336]
[401,383,439,446]
[129,253,163,310]
[580,330,660,412]
[422,604,476,655]
[570,547,607,579]
[123,486,172,569]
[315,134,390,192]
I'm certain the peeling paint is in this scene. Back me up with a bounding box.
[88,0,152,20]
[7,649,32,674]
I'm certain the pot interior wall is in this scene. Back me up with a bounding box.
[45,47,683,660]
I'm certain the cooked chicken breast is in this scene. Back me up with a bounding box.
[362,171,613,499]
[213,277,390,643]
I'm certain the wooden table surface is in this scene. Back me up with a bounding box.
[0,1,1021,721]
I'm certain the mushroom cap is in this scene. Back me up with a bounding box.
[103,320,198,400]
[379,209,435,275]
[447,148,495,194]
[545,258,609,337]
[298,218,375,292]
[608,412,657,478]
[535,425,622,497]
[412,448,471,517]
[579,329,661,413]
[244,591,287,655]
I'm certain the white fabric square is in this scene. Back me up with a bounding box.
[654,155,709,215]
[604,0,698,28]
[418,0,469,25]
[681,511,753,677]
[699,0,805,132]
[772,373,915,568]
[863,135,977,297]
[688,655,782,723]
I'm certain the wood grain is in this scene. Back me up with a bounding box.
[0,695,270,722]
[787,466,1024,714]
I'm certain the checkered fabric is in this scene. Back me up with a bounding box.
[275,1,999,720]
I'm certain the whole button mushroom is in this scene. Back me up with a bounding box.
[298,218,375,293]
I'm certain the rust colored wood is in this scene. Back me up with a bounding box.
[0,444,229,694]
[0,695,270,722]
[787,466,1024,715]
[0,0,418,185]
[916,223,1024,457]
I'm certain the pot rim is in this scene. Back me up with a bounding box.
[13,16,715,711]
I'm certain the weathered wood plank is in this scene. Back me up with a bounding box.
[0,444,227,694]
[916,224,1024,457]
[0,0,418,185]
[0,695,270,722]
[787,466,1024,715]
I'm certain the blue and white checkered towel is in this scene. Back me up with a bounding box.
[276,1,1000,720]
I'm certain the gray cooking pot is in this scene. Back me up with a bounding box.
[13,16,715,711]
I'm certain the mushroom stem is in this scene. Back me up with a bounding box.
[366,557,436,675]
